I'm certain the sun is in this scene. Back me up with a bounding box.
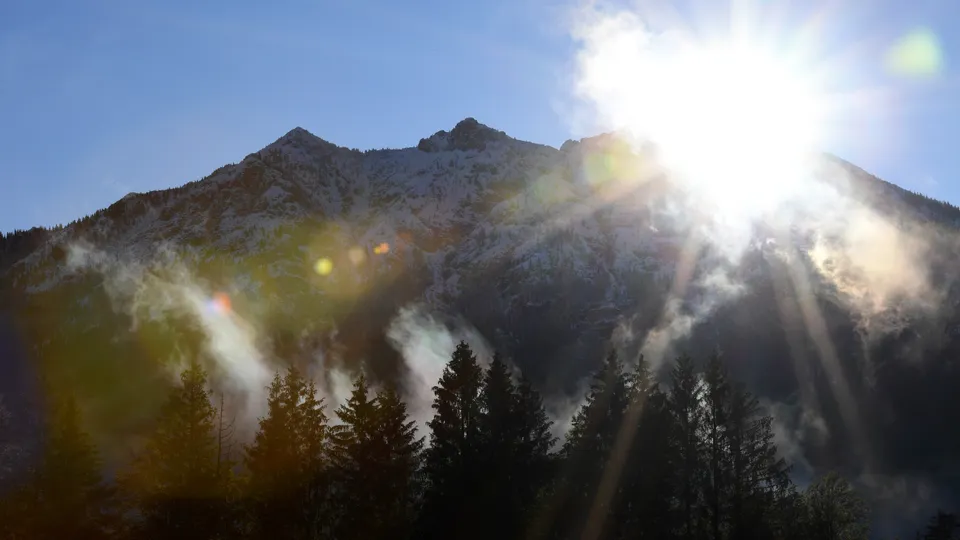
[650,44,823,214]
[578,25,827,220]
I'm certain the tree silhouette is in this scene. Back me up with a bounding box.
[669,353,706,540]
[245,366,330,540]
[12,392,116,539]
[922,510,959,540]
[801,472,869,540]
[620,356,675,540]
[555,350,629,540]
[124,361,229,540]
[372,383,424,539]
[477,352,522,538]
[512,372,556,534]
[418,340,485,540]
[702,351,731,540]
[330,373,379,540]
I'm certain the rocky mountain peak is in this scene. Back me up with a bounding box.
[417,117,510,153]
[260,126,339,160]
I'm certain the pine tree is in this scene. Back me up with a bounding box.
[726,382,792,539]
[213,392,241,540]
[330,374,379,540]
[922,510,958,540]
[125,361,227,540]
[419,340,485,540]
[17,393,116,539]
[477,352,523,538]
[373,384,423,539]
[702,351,731,540]
[555,350,629,540]
[299,377,331,539]
[513,373,557,536]
[668,354,706,540]
[245,366,330,540]
[620,356,675,540]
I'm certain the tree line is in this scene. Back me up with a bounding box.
[0,341,949,539]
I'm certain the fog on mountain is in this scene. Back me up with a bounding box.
[2,117,960,539]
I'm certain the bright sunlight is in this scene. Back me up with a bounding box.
[576,15,827,220]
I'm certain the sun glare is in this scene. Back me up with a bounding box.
[581,26,826,219]
[644,45,822,216]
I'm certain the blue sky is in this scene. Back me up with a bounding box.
[2,0,959,233]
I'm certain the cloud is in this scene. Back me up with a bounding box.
[763,399,829,478]
[543,380,590,446]
[641,264,746,370]
[66,241,272,421]
[385,304,493,436]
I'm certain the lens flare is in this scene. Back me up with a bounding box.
[348,247,366,265]
[314,257,334,276]
[885,29,942,78]
[208,292,232,315]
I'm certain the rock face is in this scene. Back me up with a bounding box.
[3,119,960,518]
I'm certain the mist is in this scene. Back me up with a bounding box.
[385,304,493,434]
[63,241,366,427]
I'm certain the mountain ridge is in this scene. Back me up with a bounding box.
[3,117,958,245]
[3,118,960,530]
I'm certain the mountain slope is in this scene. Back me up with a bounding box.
[3,118,960,524]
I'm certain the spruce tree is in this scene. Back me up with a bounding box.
[620,356,675,540]
[419,340,484,540]
[556,350,629,540]
[245,366,330,540]
[373,384,423,539]
[513,373,557,536]
[702,351,731,540]
[125,361,227,540]
[19,393,116,540]
[299,376,331,539]
[668,354,706,540]
[922,510,958,540]
[726,382,792,539]
[477,352,521,538]
[330,374,379,540]
[245,372,296,539]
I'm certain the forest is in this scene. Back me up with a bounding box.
[0,341,954,540]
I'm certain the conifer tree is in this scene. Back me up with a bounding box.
[668,354,706,540]
[299,377,331,539]
[620,356,675,540]
[245,366,330,540]
[922,510,958,540]
[125,361,227,540]
[18,393,116,540]
[555,350,629,540]
[330,374,379,540]
[702,351,731,540]
[477,353,521,538]
[332,378,423,540]
[373,384,423,539]
[726,382,792,539]
[513,373,557,527]
[419,340,484,540]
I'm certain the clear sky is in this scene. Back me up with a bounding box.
[2,0,959,233]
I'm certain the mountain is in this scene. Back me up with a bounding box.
[3,118,960,527]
